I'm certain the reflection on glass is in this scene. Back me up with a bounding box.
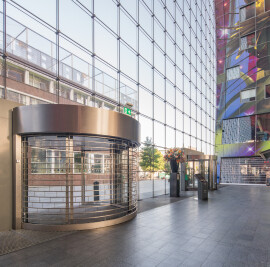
[2,0,216,201]
[267,0,270,11]
[222,116,256,144]
[240,3,255,22]
[240,33,255,50]
[240,88,256,103]
[265,84,270,98]
[226,66,240,81]
[256,114,270,141]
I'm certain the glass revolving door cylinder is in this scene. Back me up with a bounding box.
[22,135,138,226]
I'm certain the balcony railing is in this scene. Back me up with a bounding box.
[0,15,138,110]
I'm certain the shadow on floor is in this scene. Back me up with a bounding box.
[137,191,196,213]
[0,192,196,256]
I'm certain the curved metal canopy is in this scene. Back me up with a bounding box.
[13,104,140,144]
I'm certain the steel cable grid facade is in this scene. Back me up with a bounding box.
[1,0,216,200]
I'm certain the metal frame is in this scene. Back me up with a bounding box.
[23,211,136,231]
[186,155,217,190]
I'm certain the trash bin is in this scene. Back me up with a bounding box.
[170,173,180,197]
[94,181,100,201]
[266,178,270,186]
[195,174,208,200]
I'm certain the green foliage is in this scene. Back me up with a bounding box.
[140,137,165,172]
[164,161,171,174]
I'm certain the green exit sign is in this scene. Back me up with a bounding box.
[124,107,131,116]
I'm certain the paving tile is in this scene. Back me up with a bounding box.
[189,249,211,262]
[1,186,270,266]
[167,251,191,261]
[149,252,170,263]
[201,259,224,267]
[192,232,209,239]
[157,257,183,267]
[180,257,204,267]
[223,260,246,267]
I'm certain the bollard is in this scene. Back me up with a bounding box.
[94,181,100,201]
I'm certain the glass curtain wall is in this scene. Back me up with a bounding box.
[0,0,216,199]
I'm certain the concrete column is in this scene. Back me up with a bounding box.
[25,96,30,105]
[13,134,22,229]
[24,70,29,85]
[88,96,92,106]
[49,81,54,94]
[70,89,74,101]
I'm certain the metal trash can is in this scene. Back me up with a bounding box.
[170,173,180,197]
[266,178,270,186]
[195,174,208,200]
[94,181,100,201]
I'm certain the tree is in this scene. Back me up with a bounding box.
[164,161,171,175]
[140,137,164,172]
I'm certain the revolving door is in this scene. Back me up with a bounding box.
[22,135,138,226]
[13,104,140,231]
[185,155,217,191]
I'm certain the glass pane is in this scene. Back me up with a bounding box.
[154,175,166,197]
[184,115,191,135]
[176,110,183,131]
[166,81,175,105]
[95,0,117,32]
[139,59,153,91]
[60,0,92,51]
[267,0,270,11]
[184,133,190,148]
[139,88,153,117]
[139,1,152,37]
[95,22,117,67]
[240,88,256,103]
[120,10,137,50]
[256,114,270,141]
[120,76,138,111]
[154,96,165,123]
[166,127,175,148]
[154,122,165,147]
[266,84,270,98]
[120,43,137,80]
[240,3,255,22]
[139,115,153,142]
[139,30,153,64]
[154,71,165,98]
[227,66,240,81]
[166,104,175,127]
[240,33,255,50]
[176,131,183,148]
[14,0,56,27]
[222,116,255,144]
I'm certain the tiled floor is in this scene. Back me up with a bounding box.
[0,230,73,256]
[137,191,196,213]
[1,185,270,266]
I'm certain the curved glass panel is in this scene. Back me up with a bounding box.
[22,135,138,225]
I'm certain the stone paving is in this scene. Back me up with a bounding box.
[0,230,73,256]
[1,185,270,266]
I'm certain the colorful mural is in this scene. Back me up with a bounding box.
[215,0,270,182]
